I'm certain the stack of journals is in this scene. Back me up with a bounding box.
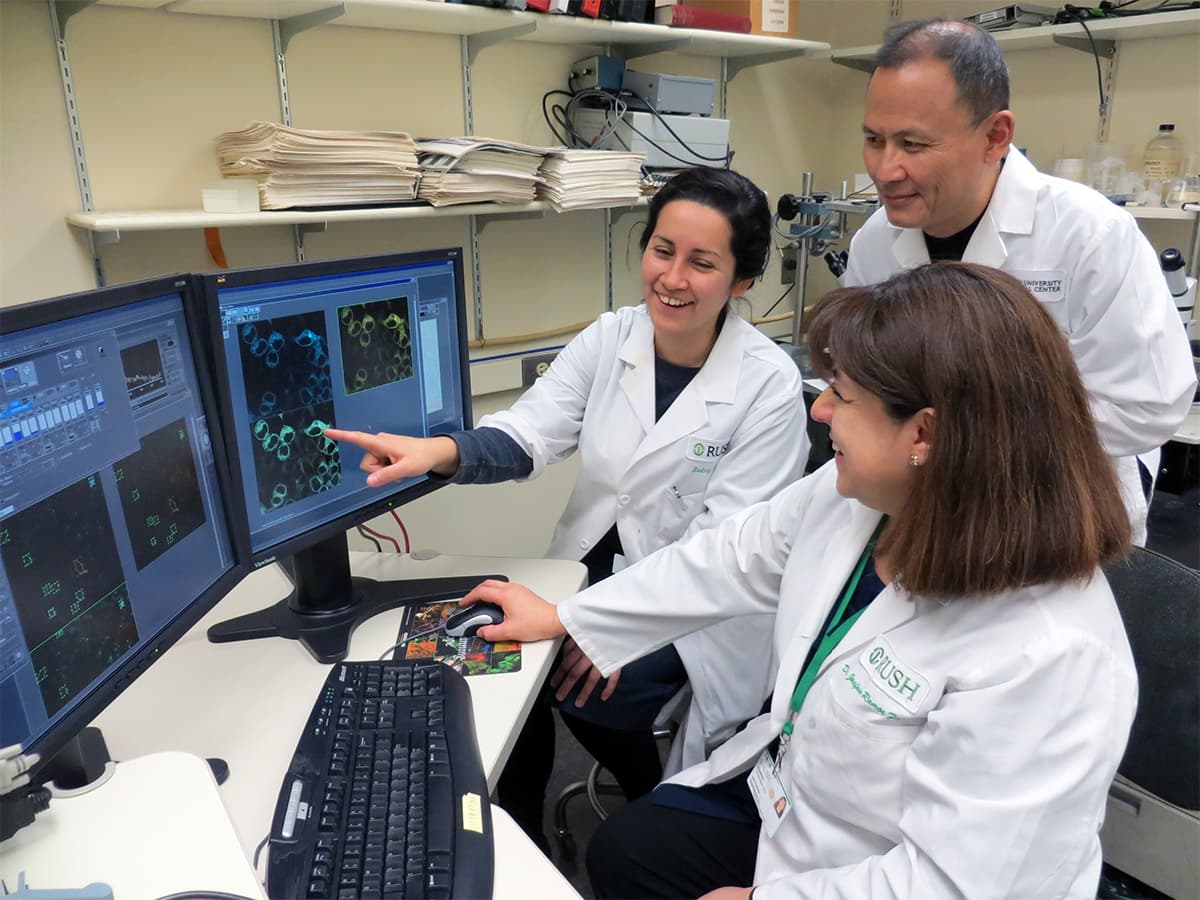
[537,148,646,212]
[416,138,546,206]
[215,122,420,210]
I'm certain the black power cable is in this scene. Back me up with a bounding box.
[0,786,51,842]
[1060,5,1109,119]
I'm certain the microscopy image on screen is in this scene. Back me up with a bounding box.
[120,338,166,401]
[250,404,341,513]
[338,297,414,395]
[236,310,341,513]
[113,418,207,570]
[0,474,137,717]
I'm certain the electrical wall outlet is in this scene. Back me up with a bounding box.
[521,352,558,386]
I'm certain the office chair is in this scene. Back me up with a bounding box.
[552,684,691,862]
[1099,547,1200,900]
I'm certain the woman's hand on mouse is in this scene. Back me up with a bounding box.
[323,429,460,486]
[460,579,563,643]
[551,637,619,706]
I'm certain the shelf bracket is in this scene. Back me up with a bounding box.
[470,215,485,341]
[51,0,102,285]
[475,211,545,234]
[604,207,613,312]
[51,0,96,38]
[1052,35,1115,58]
[466,21,537,65]
[727,49,809,81]
[278,3,346,55]
[293,222,327,262]
[830,55,875,74]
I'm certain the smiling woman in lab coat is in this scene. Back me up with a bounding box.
[467,262,1137,899]
[326,167,809,850]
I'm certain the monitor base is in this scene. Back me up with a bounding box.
[207,573,505,663]
[41,726,111,791]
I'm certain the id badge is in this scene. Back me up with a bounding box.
[747,749,791,836]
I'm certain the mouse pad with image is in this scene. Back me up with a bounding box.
[396,599,522,676]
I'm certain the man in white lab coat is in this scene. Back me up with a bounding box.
[842,18,1196,544]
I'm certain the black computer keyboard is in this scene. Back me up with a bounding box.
[266,660,494,900]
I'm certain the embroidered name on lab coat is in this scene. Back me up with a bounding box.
[675,439,727,494]
[858,637,930,715]
[1013,269,1068,303]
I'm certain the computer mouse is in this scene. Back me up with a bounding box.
[444,601,505,638]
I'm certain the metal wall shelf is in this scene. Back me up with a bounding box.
[65,198,647,238]
[829,8,1200,72]
[96,0,829,69]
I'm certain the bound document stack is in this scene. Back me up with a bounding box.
[537,148,646,212]
[215,122,420,210]
[415,137,547,206]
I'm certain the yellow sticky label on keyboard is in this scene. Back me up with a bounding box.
[462,792,484,834]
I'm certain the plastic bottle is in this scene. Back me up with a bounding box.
[1143,124,1184,180]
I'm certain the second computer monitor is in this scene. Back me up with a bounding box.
[0,275,240,784]
[202,249,481,662]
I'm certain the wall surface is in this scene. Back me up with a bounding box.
[2,0,1197,561]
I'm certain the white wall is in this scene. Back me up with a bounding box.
[2,0,1196,560]
[0,0,831,558]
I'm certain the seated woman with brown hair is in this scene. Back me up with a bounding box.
[467,261,1136,899]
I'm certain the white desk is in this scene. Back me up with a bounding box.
[1,551,586,899]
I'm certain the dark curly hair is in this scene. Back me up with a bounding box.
[639,167,771,285]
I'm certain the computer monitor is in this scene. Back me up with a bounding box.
[200,249,494,663]
[0,275,241,786]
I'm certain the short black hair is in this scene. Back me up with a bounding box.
[640,167,771,283]
[875,19,1010,125]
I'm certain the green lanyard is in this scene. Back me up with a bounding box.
[776,518,886,760]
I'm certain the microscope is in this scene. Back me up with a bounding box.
[775,172,878,366]
[1162,248,1197,342]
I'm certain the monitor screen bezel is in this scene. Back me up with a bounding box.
[197,248,474,571]
[0,274,246,776]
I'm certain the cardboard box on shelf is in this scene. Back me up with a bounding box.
[683,0,796,37]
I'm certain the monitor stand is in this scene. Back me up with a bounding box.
[38,726,111,791]
[206,532,505,663]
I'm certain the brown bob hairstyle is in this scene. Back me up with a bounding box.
[807,262,1130,597]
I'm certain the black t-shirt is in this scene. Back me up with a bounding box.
[923,209,985,262]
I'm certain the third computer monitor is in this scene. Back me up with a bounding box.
[201,249,485,662]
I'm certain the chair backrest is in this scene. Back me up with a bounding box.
[1102,547,1200,811]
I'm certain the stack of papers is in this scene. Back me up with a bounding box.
[415,137,548,206]
[537,148,646,212]
[215,122,420,210]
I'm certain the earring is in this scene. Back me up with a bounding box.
[909,454,921,468]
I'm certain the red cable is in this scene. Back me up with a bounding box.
[359,523,402,554]
[391,510,411,553]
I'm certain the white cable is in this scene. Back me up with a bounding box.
[0,743,40,795]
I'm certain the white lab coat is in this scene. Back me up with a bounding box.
[844,149,1196,543]
[560,462,1138,899]
[480,304,809,769]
